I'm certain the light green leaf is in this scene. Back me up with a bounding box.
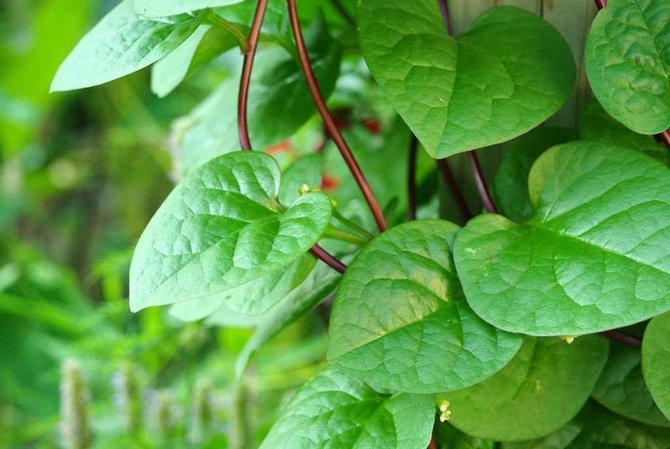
[492,127,577,222]
[328,220,522,394]
[174,17,340,174]
[129,151,332,312]
[592,342,670,427]
[51,0,202,92]
[259,368,435,449]
[168,254,316,321]
[279,154,324,206]
[235,260,341,378]
[642,312,670,421]
[134,0,244,18]
[584,0,670,135]
[455,141,670,336]
[579,98,668,163]
[151,24,242,97]
[444,336,608,442]
[357,2,575,158]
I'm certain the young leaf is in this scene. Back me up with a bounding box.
[151,24,242,97]
[134,0,244,18]
[51,0,202,92]
[259,368,435,449]
[492,127,577,222]
[129,151,332,312]
[235,260,341,378]
[357,2,575,158]
[168,254,316,321]
[328,220,522,394]
[455,142,670,336]
[443,336,608,442]
[592,342,670,427]
[585,0,670,135]
[642,312,670,421]
[578,98,668,163]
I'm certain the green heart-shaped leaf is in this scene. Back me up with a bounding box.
[642,312,670,421]
[357,2,575,158]
[592,342,670,427]
[259,368,435,449]
[328,220,522,394]
[443,336,608,442]
[51,0,202,92]
[455,141,670,336]
[585,0,670,135]
[129,151,332,312]
[168,254,316,320]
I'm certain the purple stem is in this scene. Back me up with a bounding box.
[602,330,642,348]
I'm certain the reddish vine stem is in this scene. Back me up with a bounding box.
[658,129,670,150]
[408,136,419,220]
[437,0,496,214]
[437,158,473,220]
[594,0,607,9]
[236,0,347,274]
[238,0,268,151]
[428,438,439,449]
[602,330,642,348]
[287,0,388,233]
[468,151,497,213]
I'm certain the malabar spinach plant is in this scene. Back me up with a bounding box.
[52,0,670,447]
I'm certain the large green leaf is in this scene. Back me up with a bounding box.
[235,260,341,377]
[492,127,577,222]
[585,0,670,135]
[578,98,668,163]
[455,142,670,336]
[642,312,670,421]
[444,336,608,442]
[328,220,522,394]
[168,254,316,321]
[129,151,332,312]
[51,0,202,92]
[259,368,435,449]
[357,2,575,158]
[151,24,242,97]
[134,0,244,18]
[592,342,670,427]
[173,17,341,174]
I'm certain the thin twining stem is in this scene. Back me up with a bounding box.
[437,158,473,220]
[468,151,497,214]
[287,0,388,233]
[594,0,607,9]
[658,129,670,150]
[408,135,419,221]
[602,330,641,348]
[236,0,346,274]
[238,0,268,151]
[436,0,496,214]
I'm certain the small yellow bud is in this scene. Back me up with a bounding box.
[438,400,451,422]
[561,335,576,344]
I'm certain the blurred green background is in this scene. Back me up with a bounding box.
[0,1,342,447]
